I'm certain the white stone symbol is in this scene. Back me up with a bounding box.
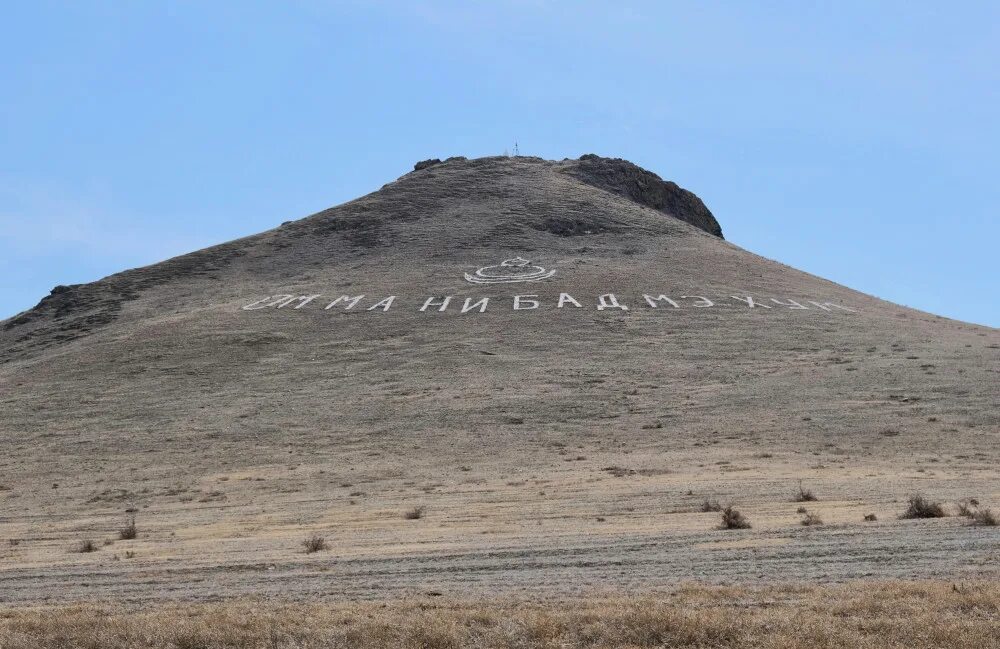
[464,257,556,285]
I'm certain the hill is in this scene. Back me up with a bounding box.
[0,154,997,606]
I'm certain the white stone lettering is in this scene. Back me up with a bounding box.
[644,294,680,308]
[290,294,322,309]
[731,295,771,308]
[461,297,489,313]
[272,295,301,308]
[770,298,809,309]
[420,296,452,312]
[680,295,714,307]
[367,296,396,311]
[242,295,293,310]
[464,257,555,284]
[597,294,628,310]
[808,301,856,312]
[513,295,540,310]
[325,295,365,310]
[557,293,583,308]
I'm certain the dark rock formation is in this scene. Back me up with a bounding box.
[564,154,723,238]
[413,158,442,171]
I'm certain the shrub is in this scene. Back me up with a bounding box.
[796,506,807,514]
[801,512,823,526]
[957,500,982,518]
[900,494,947,519]
[404,506,426,520]
[971,508,997,526]
[864,513,878,522]
[700,499,722,513]
[302,535,328,554]
[794,482,818,502]
[75,540,98,553]
[119,515,137,540]
[719,506,751,530]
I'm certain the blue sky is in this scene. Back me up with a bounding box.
[2,1,998,326]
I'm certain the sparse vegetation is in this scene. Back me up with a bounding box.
[900,494,947,519]
[800,511,823,526]
[404,506,426,520]
[1,581,997,649]
[796,506,807,514]
[794,482,817,502]
[302,534,328,554]
[971,508,997,527]
[74,540,98,553]
[864,513,878,522]
[719,506,751,530]
[119,514,137,540]
[700,499,722,512]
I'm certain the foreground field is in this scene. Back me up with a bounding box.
[1,581,997,648]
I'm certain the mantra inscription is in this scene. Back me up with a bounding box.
[242,258,856,316]
[241,293,856,314]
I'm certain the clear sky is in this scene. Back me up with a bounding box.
[2,2,998,326]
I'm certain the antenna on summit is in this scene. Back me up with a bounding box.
[513,139,519,157]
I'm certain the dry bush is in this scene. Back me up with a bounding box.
[302,534,328,554]
[901,494,947,519]
[118,515,137,540]
[972,508,997,526]
[404,506,426,520]
[719,506,751,530]
[801,511,823,526]
[700,499,721,512]
[0,581,998,649]
[74,540,97,553]
[794,482,818,502]
[796,506,808,514]
[864,513,878,522]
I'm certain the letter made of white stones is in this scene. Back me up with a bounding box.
[367,296,396,311]
[461,297,489,313]
[325,295,365,310]
[597,294,628,311]
[420,296,452,312]
[731,296,771,308]
[557,293,583,308]
[513,295,539,310]
[770,298,809,309]
[644,294,680,308]
[242,295,292,310]
[680,296,713,307]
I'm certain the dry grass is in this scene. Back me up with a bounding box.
[719,506,751,529]
[800,511,823,526]
[118,515,137,540]
[403,505,426,520]
[900,494,947,519]
[971,508,997,526]
[794,482,818,502]
[302,534,329,554]
[0,581,997,648]
[73,540,97,553]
